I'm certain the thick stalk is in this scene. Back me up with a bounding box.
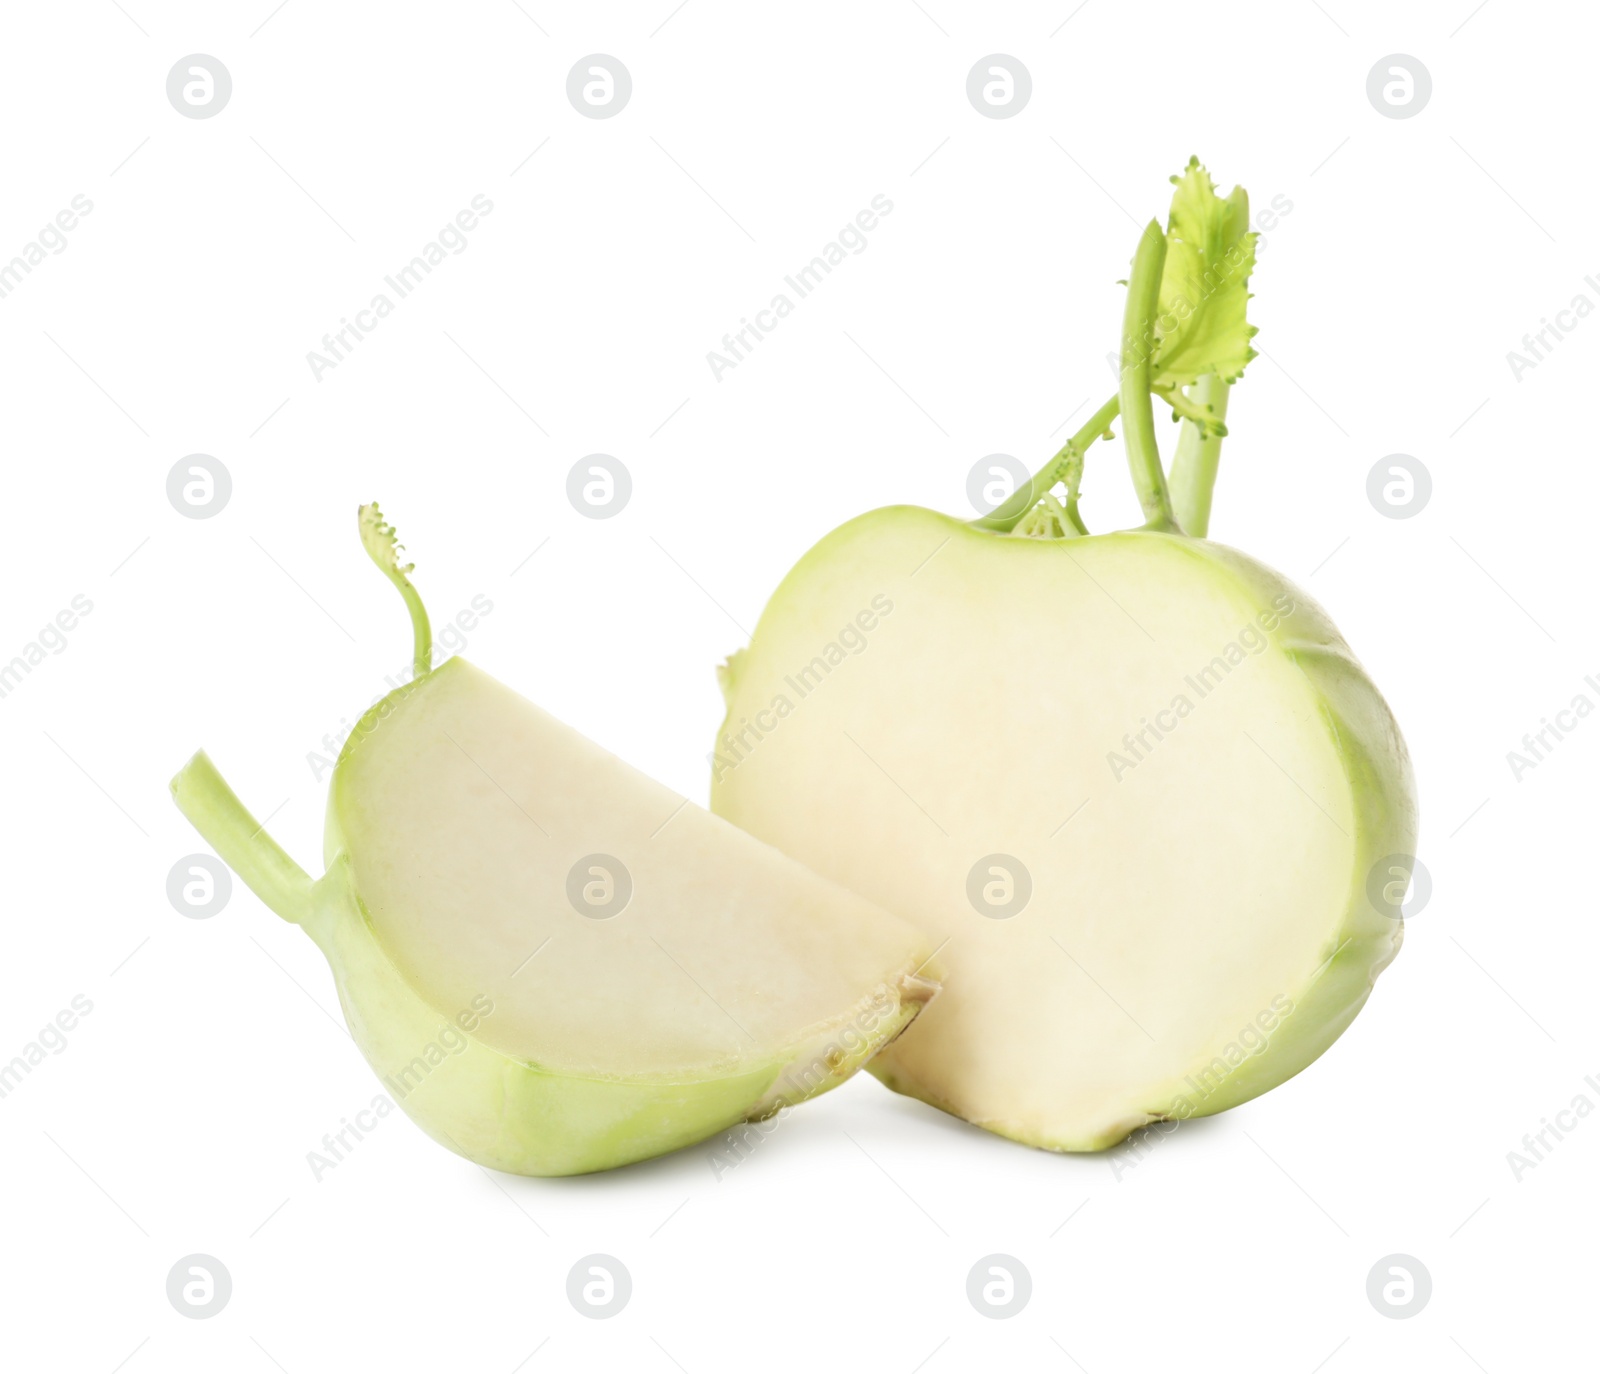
[170,751,315,924]
[971,393,1121,534]
[1167,374,1230,537]
[1120,220,1178,532]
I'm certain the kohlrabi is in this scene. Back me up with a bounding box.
[711,160,1417,1152]
[171,506,936,1176]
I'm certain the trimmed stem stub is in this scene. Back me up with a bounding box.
[169,750,315,925]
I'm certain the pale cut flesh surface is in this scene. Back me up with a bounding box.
[713,507,1415,1150]
[331,657,932,1082]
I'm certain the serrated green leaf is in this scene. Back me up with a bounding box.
[1151,157,1258,393]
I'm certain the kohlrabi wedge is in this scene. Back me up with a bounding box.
[171,506,936,1176]
[711,160,1417,1152]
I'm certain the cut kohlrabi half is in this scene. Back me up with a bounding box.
[711,160,1417,1152]
[171,507,936,1176]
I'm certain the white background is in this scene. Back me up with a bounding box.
[0,1,1590,1370]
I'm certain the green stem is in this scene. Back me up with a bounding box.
[358,504,432,680]
[1167,374,1230,538]
[169,751,316,925]
[398,578,432,682]
[1120,220,1178,532]
[971,393,1121,534]
[1060,486,1089,537]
